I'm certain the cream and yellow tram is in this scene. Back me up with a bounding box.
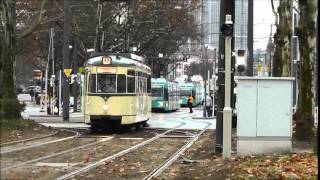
[84,53,152,130]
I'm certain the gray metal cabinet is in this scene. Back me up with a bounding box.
[236,77,294,155]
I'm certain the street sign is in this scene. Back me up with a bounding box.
[33,70,42,80]
[257,64,262,72]
[64,69,72,77]
[78,67,84,73]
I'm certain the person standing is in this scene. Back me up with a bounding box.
[205,95,213,117]
[30,89,34,102]
[188,94,193,113]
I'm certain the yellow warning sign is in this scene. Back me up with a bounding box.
[64,69,72,77]
[257,64,262,72]
[78,67,84,73]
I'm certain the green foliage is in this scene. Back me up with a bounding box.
[0,98,25,119]
[0,117,35,131]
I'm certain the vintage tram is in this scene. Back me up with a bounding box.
[83,53,151,130]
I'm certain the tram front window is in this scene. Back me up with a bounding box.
[180,89,190,97]
[89,74,116,93]
[151,88,162,97]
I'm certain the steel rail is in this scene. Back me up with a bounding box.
[1,136,114,172]
[0,130,80,154]
[144,121,211,180]
[0,131,58,146]
[56,122,185,180]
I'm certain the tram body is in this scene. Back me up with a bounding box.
[179,81,203,107]
[151,78,180,111]
[83,53,151,129]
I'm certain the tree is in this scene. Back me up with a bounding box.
[295,0,317,141]
[270,0,292,77]
[92,0,200,77]
[0,0,47,119]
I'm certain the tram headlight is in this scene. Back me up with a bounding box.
[159,102,164,107]
[102,105,109,111]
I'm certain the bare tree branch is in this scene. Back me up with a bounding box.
[17,0,48,40]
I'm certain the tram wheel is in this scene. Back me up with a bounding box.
[135,124,143,131]
[91,124,101,134]
[141,121,148,127]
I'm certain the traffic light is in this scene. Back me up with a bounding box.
[221,24,233,36]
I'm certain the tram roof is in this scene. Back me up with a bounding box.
[86,53,150,71]
[151,78,178,84]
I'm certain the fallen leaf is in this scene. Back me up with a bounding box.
[245,168,253,174]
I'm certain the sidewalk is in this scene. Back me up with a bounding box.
[191,106,215,120]
[22,105,84,123]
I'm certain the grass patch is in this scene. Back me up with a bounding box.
[0,118,38,131]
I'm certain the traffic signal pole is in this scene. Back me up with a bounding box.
[222,15,233,159]
[215,0,234,154]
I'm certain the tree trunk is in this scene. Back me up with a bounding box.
[280,0,291,76]
[295,0,317,141]
[0,0,24,119]
[271,0,292,77]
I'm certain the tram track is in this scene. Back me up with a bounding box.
[144,121,211,179]
[1,115,212,179]
[57,120,211,180]
[56,122,186,180]
[0,129,80,154]
[0,131,58,147]
[1,136,114,172]
[71,119,211,180]
[1,129,156,179]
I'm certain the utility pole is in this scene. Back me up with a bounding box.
[201,0,207,117]
[247,0,254,76]
[216,0,234,154]
[63,0,71,121]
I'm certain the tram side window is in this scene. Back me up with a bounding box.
[164,88,168,101]
[152,88,162,97]
[117,74,126,93]
[127,76,135,93]
[147,75,151,93]
[89,74,96,93]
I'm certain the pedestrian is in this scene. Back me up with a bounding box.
[30,89,34,102]
[35,91,40,104]
[205,95,213,117]
[188,94,193,113]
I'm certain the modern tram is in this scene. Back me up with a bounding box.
[151,78,180,112]
[83,53,152,131]
[179,81,203,107]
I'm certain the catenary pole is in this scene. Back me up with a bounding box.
[62,0,71,121]
[247,0,254,76]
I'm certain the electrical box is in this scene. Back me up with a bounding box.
[236,77,294,155]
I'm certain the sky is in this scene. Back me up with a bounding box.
[254,0,279,50]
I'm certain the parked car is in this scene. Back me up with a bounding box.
[22,86,41,94]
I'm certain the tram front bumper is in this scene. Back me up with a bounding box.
[90,115,122,127]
